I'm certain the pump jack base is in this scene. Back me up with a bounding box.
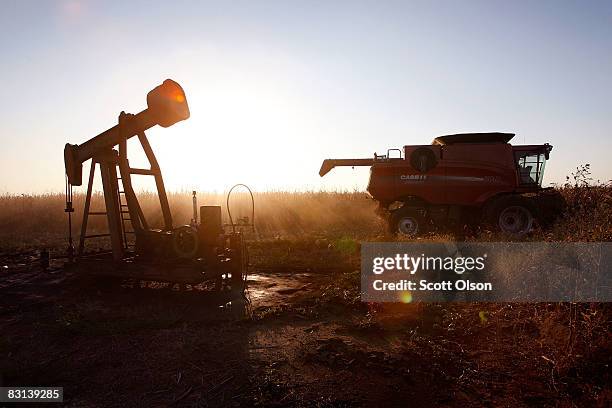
[65,253,245,289]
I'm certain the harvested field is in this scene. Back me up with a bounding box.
[1,182,611,406]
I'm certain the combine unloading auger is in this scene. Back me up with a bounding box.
[319,159,375,177]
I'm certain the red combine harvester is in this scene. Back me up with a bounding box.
[320,132,564,237]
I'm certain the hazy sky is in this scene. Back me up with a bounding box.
[1,0,611,194]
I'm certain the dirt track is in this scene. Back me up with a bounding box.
[1,246,610,407]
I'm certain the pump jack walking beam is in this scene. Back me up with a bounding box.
[68,79,189,260]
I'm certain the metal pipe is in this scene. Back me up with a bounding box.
[192,191,198,226]
[75,109,153,166]
[319,158,375,176]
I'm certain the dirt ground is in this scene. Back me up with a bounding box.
[1,242,610,407]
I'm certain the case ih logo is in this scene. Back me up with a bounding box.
[400,174,427,181]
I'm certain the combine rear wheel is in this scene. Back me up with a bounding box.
[389,207,426,237]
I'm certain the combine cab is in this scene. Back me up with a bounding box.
[320,132,564,237]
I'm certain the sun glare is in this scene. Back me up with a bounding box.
[147,79,305,193]
[400,291,413,303]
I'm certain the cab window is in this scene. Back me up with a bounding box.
[515,151,546,185]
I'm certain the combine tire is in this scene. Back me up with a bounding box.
[389,207,426,237]
[489,196,535,237]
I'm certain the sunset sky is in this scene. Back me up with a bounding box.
[1,0,611,193]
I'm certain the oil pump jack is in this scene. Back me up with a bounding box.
[64,79,248,287]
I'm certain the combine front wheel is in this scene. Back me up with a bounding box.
[389,207,426,237]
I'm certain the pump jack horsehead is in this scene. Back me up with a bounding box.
[64,79,250,288]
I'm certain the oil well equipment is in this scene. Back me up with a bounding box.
[64,79,251,288]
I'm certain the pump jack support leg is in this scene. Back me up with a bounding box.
[117,112,147,232]
[153,170,172,231]
[78,160,96,256]
[100,160,124,261]
[137,132,173,231]
[118,159,147,231]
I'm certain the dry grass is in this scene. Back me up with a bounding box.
[0,190,383,252]
[0,176,610,252]
[546,165,612,242]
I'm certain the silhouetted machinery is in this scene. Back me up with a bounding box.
[64,79,248,287]
[320,133,563,237]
